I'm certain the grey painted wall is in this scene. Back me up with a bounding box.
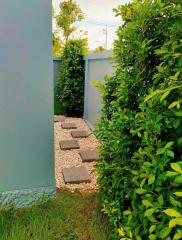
[0,0,55,201]
[84,51,114,128]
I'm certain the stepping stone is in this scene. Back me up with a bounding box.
[79,149,99,162]
[54,116,65,122]
[71,130,89,138]
[60,140,80,150]
[61,123,77,129]
[62,166,91,184]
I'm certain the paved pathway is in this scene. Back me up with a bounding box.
[54,116,99,191]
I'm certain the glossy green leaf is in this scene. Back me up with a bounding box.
[169,71,181,81]
[149,234,157,240]
[166,171,179,177]
[163,209,181,218]
[170,163,182,173]
[174,112,182,117]
[174,176,182,184]
[135,189,146,194]
[169,218,182,228]
[123,210,132,216]
[118,227,125,237]
[165,142,174,148]
[149,225,156,234]
[168,101,180,109]
[158,195,164,206]
[160,91,170,102]
[144,90,161,102]
[159,227,171,239]
[148,176,155,185]
[174,192,182,197]
[144,208,155,217]
[166,150,174,158]
[170,196,181,207]
[173,232,182,240]
[142,200,153,208]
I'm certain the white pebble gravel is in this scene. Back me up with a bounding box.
[54,117,100,191]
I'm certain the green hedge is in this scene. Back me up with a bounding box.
[96,1,182,239]
[55,39,87,117]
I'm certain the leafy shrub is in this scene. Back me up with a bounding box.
[55,39,87,117]
[96,1,182,239]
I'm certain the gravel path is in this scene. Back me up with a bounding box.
[55,117,99,191]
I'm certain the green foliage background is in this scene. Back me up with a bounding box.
[95,0,182,239]
[55,39,87,117]
[53,32,62,57]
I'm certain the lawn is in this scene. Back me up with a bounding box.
[0,189,110,240]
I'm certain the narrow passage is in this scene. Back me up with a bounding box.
[54,116,99,191]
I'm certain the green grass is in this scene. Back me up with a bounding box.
[0,189,111,240]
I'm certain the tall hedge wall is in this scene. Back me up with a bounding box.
[55,39,87,117]
[96,1,182,239]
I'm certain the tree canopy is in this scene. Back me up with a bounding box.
[56,0,84,43]
[53,32,62,56]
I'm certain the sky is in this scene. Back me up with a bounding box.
[52,0,130,50]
